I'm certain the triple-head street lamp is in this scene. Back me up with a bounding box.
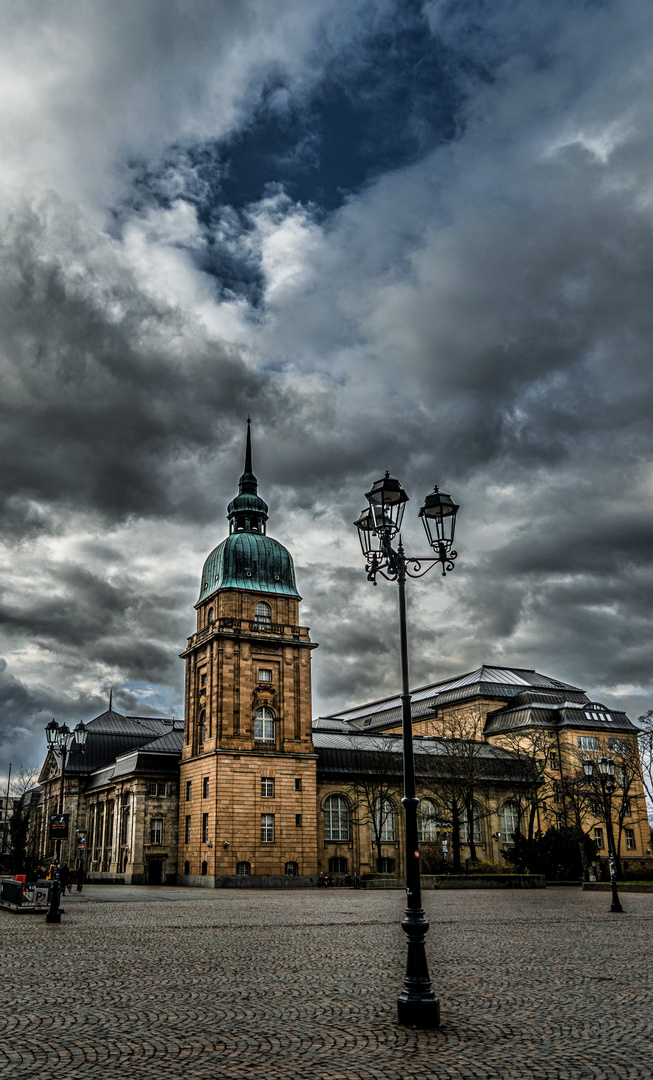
[44,718,88,924]
[354,472,459,1029]
[582,755,623,913]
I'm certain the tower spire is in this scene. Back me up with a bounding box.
[227,418,269,534]
[245,415,252,475]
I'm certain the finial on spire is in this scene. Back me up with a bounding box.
[109,688,113,711]
[245,416,252,476]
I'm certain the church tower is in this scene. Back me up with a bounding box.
[178,421,318,884]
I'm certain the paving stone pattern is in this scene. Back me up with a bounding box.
[1,887,652,1079]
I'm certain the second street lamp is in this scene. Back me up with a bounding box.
[582,756,623,913]
[354,472,459,1029]
[45,718,88,924]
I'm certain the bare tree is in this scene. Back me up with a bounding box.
[492,729,557,840]
[344,735,403,872]
[637,711,653,821]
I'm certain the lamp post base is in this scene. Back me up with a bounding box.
[397,993,440,1029]
[610,901,623,913]
[45,911,61,923]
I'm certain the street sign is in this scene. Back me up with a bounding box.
[50,813,69,840]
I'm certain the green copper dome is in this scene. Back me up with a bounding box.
[197,532,299,603]
[197,419,300,604]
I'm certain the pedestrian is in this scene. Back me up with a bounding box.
[60,864,70,893]
[75,863,85,893]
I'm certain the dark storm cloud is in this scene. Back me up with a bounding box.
[2,0,653,778]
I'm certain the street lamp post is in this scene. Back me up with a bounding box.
[354,472,459,1029]
[582,756,623,913]
[45,719,88,924]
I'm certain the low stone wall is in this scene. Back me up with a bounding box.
[177,874,319,889]
[363,874,546,889]
[583,881,653,893]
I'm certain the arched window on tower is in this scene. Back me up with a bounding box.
[207,607,215,624]
[254,706,275,743]
[198,710,206,744]
[254,601,272,627]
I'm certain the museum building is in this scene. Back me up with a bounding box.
[36,428,651,884]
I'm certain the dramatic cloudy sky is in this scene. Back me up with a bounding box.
[1,0,653,781]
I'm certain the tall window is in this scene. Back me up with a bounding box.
[417,800,438,842]
[261,814,275,842]
[202,813,209,843]
[324,795,349,841]
[208,607,215,624]
[185,815,191,844]
[150,819,163,844]
[254,706,275,743]
[198,711,206,744]
[501,803,520,843]
[203,777,209,798]
[236,862,251,876]
[594,827,604,849]
[625,828,636,850]
[461,804,483,844]
[261,777,275,798]
[158,782,167,796]
[186,780,192,801]
[578,736,600,751]
[549,751,558,770]
[608,738,629,753]
[373,797,395,842]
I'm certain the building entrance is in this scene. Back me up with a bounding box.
[147,859,163,885]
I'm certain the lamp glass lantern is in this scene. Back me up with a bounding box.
[597,756,614,777]
[74,720,88,746]
[364,473,408,538]
[583,758,594,777]
[354,507,382,557]
[418,486,459,551]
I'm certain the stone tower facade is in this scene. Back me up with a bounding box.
[178,422,318,885]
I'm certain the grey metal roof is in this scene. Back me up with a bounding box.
[313,731,533,784]
[86,710,177,735]
[484,698,638,737]
[320,665,586,732]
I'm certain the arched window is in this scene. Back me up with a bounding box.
[324,795,349,841]
[236,861,251,876]
[329,856,348,874]
[417,800,438,842]
[208,607,215,624]
[373,797,395,842]
[254,601,272,627]
[460,804,483,844]
[254,706,275,743]
[285,861,299,876]
[184,860,190,875]
[377,856,395,874]
[201,860,208,876]
[501,803,520,843]
[198,710,206,744]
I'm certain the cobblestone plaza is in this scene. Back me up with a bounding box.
[2,887,652,1079]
